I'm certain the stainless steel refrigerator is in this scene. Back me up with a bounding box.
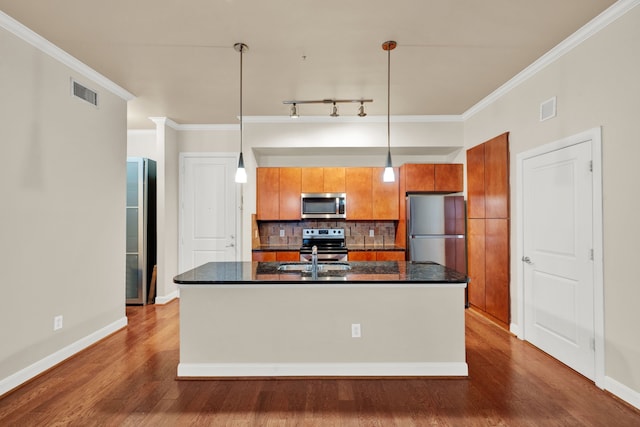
[407,193,467,275]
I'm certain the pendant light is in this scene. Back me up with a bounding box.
[382,40,396,183]
[234,42,248,183]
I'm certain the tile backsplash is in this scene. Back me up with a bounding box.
[258,220,397,247]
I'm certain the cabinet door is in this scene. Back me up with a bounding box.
[372,167,399,219]
[467,218,486,310]
[466,144,485,219]
[276,251,300,261]
[279,168,301,220]
[252,251,277,262]
[345,167,372,219]
[434,164,463,192]
[485,219,510,323]
[485,133,509,219]
[404,164,435,192]
[256,168,279,220]
[301,168,324,193]
[323,167,346,192]
[376,251,405,261]
[349,251,376,261]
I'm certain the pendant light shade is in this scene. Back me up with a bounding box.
[234,42,248,183]
[382,40,396,183]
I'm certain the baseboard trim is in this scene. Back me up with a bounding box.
[0,316,128,397]
[155,290,178,305]
[604,375,640,410]
[177,362,469,378]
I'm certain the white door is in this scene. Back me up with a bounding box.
[180,155,239,272]
[522,140,595,380]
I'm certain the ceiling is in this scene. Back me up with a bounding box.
[0,0,617,129]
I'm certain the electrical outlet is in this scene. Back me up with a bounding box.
[351,323,361,338]
[369,229,375,237]
[53,315,63,331]
[280,229,285,237]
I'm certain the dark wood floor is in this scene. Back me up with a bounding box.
[1,301,639,426]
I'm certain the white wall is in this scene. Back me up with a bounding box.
[0,26,128,392]
[464,4,640,399]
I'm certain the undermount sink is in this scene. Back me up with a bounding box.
[277,262,351,272]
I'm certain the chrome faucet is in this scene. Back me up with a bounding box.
[311,245,318,278]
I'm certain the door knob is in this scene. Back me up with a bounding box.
[522,256,532,264]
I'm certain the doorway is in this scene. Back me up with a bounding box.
[516,127,604,386]
[179,153,241,273]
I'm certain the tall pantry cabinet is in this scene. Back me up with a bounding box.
[466,133,510,326]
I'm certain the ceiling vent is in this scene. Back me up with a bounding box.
[540,96,556,121]
[71,78,99,107]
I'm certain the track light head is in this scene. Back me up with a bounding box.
[330,102,339,117]
[357,102,367,117]
[290,103,299,118]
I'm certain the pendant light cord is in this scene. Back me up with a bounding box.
[387,45,390,154]
[239,45,243,154]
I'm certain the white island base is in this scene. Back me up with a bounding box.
[177,283,467,378]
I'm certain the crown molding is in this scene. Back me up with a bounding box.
[462,0,640,120]
[0,11,135,101]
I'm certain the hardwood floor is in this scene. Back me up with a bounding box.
[1,301,639,426]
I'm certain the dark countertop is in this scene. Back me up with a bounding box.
[174,261,468,285]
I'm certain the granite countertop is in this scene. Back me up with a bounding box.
[174,261,468,285]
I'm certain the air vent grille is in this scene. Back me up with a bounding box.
[72,79,98,107]
[540,96,556,121]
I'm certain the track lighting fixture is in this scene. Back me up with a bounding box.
[382,40,397,183]
[234,42,248,184]
[282,99,372,118]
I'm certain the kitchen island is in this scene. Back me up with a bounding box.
[174,261,468,378]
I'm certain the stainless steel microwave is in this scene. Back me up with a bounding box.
[301,193,346,219]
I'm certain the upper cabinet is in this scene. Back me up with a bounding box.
[372,167,399,219]
[279,168,301,220]
[256,168,280,220]
[345,167,373,219]
[257,164,458,221]
[403,163,463,193]
[467,135,509,219]
[301,167,346,193]
[256,167,301,220]
[404,164,435,192]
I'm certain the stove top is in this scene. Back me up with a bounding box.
[300,228,346,252]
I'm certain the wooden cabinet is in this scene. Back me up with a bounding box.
[404,164,435,192]
[349,250,405,261]
[252,251,299,262]
[257,167,301,220]
[466,133,510,326]
[435,164,464,193]
[256,168,280,220]
[301,168,324,193]
[252,251,276,262]
[348,251,376,261]
[376,251,405,261]
[372,167,399,219]
[301,167,346,193]
[466,144,486,219]
[323,167,346,192]
[279,168,301,220]
[403,163,463,193]
[345,167,373,219]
